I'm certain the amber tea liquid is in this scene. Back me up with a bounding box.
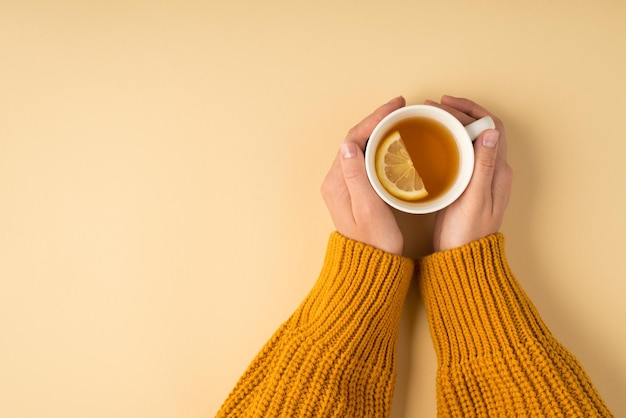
[384,117,460,202]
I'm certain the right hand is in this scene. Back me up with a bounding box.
[426,96,514,252]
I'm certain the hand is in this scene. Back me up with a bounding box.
[321,96,406,255]
[426,96,514,252]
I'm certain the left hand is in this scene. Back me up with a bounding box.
[321,96,406,255]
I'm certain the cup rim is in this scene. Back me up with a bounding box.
[364,104,475,214]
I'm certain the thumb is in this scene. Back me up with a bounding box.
[468,129,499,196]
[339,141,379,211]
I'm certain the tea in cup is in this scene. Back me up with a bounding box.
[364,105,494,214]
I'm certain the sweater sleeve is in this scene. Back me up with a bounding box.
[418,233,613,417]
[216,232,414,418]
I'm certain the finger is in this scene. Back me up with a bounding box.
[440,95,495,120]
[441,95,508,159]
[466,129,500,204]
[339,140,383,223]
[424,99,476,126]
[321,152,353,228]
[345,96,406,149]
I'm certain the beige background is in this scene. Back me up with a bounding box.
[1,1,625,416]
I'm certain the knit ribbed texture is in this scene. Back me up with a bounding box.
[418,233,613,417]
[216,232,414,417]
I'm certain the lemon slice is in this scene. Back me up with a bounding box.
[375,131,429,201]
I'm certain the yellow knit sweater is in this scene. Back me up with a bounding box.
[216,232,612,417]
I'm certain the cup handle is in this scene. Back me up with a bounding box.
[465,116,496,141]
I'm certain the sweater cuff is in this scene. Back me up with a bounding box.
[291,232,414,355]
[418,233,548,365]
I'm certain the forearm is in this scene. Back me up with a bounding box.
[419,233,613,417]
[217,232,414,417]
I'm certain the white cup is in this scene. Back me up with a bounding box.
[364,104,495,214]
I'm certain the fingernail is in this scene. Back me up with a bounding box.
[482,130,499,148]
[341,141,358,158]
